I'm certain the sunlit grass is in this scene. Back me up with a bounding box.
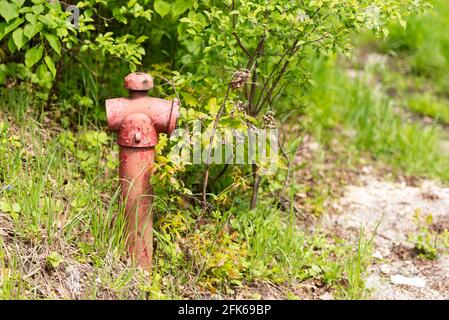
[302,56,449,182]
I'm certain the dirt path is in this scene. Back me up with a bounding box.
[324,173,449,299]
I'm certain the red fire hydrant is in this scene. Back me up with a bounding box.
[106,72,180,269]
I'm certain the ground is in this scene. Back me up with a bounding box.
[325,173,449,299]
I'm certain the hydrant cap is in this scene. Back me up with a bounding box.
[124,72,154,91]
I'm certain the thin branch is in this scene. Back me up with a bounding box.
[256,39,299,113]
[209,164,230,187]
[232,32,251,57]
[245,34,266,112]
[246,34,266,70]
[279,122,303,194]
[269,81,289,106]
[201,85,232,209]
[254,39,294,110]
[250,164,260,209]
[253,8,327,114]
[248,62,258,115]
[232,0,237,28]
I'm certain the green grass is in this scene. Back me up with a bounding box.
[0,100,371,299]
[380,0,449,92]
[301,56,449,182]
[408,210,449,260]
[231,200,371,295]
[407,93,449,125]
[151,192,372,299]
[0,110,139,299]
[0,120,125,251]
[353,0,449,121]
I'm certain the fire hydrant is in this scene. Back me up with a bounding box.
[106,72,180,269]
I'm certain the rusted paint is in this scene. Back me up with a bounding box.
[106,96,180,138]
[117,113,158,147]
[124,72,154,91]
[119,147,154,269]
[105,72,180,269]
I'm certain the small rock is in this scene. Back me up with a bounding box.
[309,142,320,151]
[56,286,70,298]
[380,264,391,275]
[372,251,383,260]
[66,265,81,297]
[319,292,334,300]
[390,275,426,288]
[362,166,372,174]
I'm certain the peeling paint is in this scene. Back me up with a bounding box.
[105,73,180,269]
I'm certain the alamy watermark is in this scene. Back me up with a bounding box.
[66,4,79,28]
[47,1,79,28]
[168,121,280,173]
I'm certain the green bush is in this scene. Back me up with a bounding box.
[0,0,425,207]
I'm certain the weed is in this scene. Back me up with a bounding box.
[302,56,449,182]
[408,210,449,260]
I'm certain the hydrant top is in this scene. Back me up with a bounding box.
[124,72,154,91]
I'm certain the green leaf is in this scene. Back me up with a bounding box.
[31,4,44,16]
[182,92,198,107]
[36,63,49,80]
[129,62,137,72]
[11,203,20,213]
[179,17,190,23]
[0,18,24,41]
[0,1,19,23]
[183,188,193,196]
[172,0,191,16]
[45,33,61,55]
[206,97,219,115]
[38,14,58,29]
[0,200,20,220]
[12,27,26,50]
[8,37,17,53]
[24,22,43,40]
[25,13,37,24]
[154,0,171,17]
[25,45,43,67]
[4,18,24,34]
[46,252,64,269]
[0,200,11,212]
[44,55,56,78]
[136,35,148,43]
[0,65,7,85]
[0,23,8,41]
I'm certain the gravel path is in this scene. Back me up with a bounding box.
[324,173,449,299]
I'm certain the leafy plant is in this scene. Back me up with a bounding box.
[1,0,427,209]
[46,251,64,269]
[409,210,449,260]
[170,0,426,208]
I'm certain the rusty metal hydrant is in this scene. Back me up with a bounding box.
[106,73,180,269]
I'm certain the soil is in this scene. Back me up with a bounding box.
[324,173,449,299]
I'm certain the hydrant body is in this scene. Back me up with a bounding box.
[106,73,180,269]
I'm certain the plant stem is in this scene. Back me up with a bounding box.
[250,163,261,209]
